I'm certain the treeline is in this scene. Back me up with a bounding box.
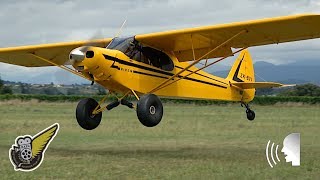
[15,82,107,95]
[0,94,319,105]
[279,83,320,96]
[1,78,106,95]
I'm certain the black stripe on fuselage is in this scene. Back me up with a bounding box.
[175,66,228,85]
[103,54,227,89]
[104,54,174,76]
[182,76,227,88]
[133,71,168,79]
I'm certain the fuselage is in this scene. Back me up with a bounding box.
[72,45,246,102]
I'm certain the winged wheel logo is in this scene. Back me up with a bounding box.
[9,123,59,172]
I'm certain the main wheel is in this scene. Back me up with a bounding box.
[76,98,102,130]
[246,109,255,121]
[136,94,163,127]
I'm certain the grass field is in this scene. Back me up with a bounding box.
[0,101,319,179]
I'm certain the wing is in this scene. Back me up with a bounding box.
[0,39,111,67]
[31,124,59,158]
[136,14,320,62]
[231,82,293,89]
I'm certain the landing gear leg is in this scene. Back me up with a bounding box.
[241,102,255,121]
[93,91,131,113]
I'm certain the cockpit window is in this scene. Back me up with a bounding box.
[107,37,132,52]
[107,37,174,71]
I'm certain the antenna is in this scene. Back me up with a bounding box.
[115,19,127,38]
[106,19,127,49]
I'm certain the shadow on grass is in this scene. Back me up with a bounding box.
[45,145,261,163]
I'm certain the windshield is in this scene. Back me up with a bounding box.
[107,37,133,52]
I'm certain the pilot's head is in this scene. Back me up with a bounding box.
[281,133,300,166]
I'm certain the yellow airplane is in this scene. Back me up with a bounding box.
[0,14,319,130]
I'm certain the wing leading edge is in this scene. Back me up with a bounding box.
[135,14,320,62]
[0,39,111,67]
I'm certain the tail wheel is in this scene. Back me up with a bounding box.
[246,109,255,121]
[136,94,163,127]
[76,98,102,130]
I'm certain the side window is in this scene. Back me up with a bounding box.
[161,56,174,71]
[140,47,174,71]
[107,37,174,71]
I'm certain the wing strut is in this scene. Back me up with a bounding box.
[29,53,93,81]
[148,30,247,93]
[157,47,247,91]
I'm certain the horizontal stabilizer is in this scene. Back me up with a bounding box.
[231,82,294,89]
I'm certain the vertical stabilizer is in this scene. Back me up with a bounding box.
[227,49,255,102]
[227,49,255,83]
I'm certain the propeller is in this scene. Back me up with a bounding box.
[69,30,105,64]
[68,20,127,85]
[69,20,127,64]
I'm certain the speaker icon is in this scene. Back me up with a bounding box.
[265,140,281,168]
[265,133,300,168]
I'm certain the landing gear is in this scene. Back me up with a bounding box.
[241,102,255,121]
[76,98,102,130]
[75,92,163,129]
[136,94,163,127]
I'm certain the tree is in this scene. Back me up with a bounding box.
[67,87,81,95]
[0,76,12,94]
[255,88,274,96]
[97,85,107,95]
[0,76,3,89]
[1,86,13,94]
[20,82,31,94]
[279,83,320,97]
[43,86,62,95]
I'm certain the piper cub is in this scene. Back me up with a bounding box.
[0,14,319,130]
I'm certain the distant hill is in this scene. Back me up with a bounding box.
[212,60,320,85]
[2,69,89,85]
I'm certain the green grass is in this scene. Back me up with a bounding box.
[0,101,319,179]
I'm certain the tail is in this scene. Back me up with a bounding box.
[227,49,255,83]
[227,49,288,102]
[227,49,255,102]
